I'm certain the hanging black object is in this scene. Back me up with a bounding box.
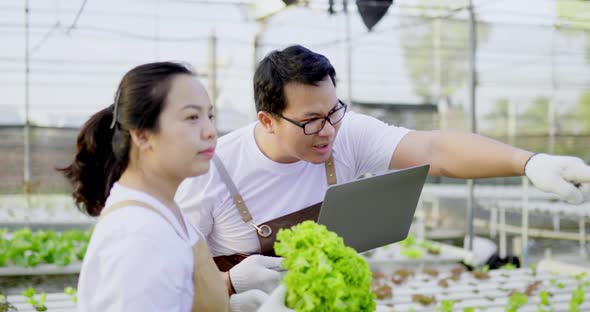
[485,252,521,270]
[356,0,393,31]
[282,0,298,5]
[329,0,335,14]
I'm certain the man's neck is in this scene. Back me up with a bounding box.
[254,123,299,164]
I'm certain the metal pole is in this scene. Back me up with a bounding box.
[548,26,556,154]
[55,0,60,20]
[253,17,272,122]
[154,0,160,61]
[522,176,529,265]
[345,0,352,105]
[499,206,507,258]
[253,32,259,73]
[433,18,444,129]
[24,0,32,207]
[466,0,477,251]
[508,97,516,146]
[208,29,217,127]
[253,18,270,72]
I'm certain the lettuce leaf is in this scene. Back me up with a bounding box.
[274,221,376,312]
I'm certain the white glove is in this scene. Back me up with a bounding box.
[525,153,590,204]
[229,255,283,294]
[257,285,294,312]
[230,289,268,312]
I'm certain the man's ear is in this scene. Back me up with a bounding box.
[129,129,152,151]
[258,111,276,134]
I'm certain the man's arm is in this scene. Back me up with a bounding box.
[390,130,590,204]
[390,130,533,178]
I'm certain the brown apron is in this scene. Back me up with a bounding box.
[101,200,230,312]
[211,155,337,271]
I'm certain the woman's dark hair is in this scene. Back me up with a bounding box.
[58,62,194,216]
[253,45,336,114]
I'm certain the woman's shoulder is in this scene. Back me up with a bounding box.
[94,206,182,246]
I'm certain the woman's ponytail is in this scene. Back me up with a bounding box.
[58,105,128,216]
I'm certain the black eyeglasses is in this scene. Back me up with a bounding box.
[273,100,347,135]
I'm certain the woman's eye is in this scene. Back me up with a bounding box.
[209,114,215,120]
[187,114,199,120]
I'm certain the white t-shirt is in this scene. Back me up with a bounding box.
[78,183,201,312]
[175,111,411,257]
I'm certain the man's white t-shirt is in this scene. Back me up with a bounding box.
[176,111,411,257]
[78,183,201,312]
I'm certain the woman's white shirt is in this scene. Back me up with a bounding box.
[77,183,200,312]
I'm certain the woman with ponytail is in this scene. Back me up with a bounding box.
[60,62,290,312]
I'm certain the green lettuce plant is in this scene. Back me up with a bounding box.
[274,221,375,312]
[506,291,528,312]
[0,228,90,268]
[64,287,77,303]
[569,285,585,312]
[436,299,456,312]
[22,287,47,312]
[537,290,553,312]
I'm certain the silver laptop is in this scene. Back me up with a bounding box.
[317,164,429,252]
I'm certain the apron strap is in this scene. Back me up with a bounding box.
[213,156,254,224]
[101,200,188,239]
[213,155,337,225]
[325,156,337,185]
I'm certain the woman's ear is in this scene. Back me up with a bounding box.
[258,111,275,134]
[129,129,152,151]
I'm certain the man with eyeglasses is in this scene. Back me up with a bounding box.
[176,45,590,277]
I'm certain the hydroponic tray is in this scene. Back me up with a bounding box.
[373,267,589,312]
[5,292,76,312]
